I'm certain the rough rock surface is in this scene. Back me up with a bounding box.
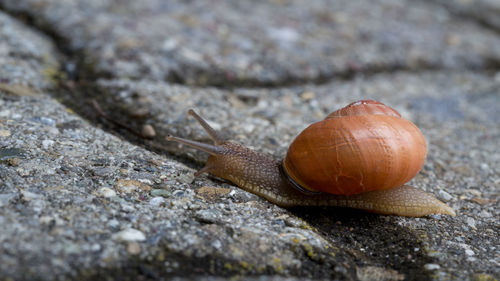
[0,1,499,281]
[0,11,58,90]
[430,0,500,31]
[3,0,500,86]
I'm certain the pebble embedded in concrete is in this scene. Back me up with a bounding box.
[113,229,147,242]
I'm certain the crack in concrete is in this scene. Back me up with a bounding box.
[164,61,446,89]
[3,4,500,90]
[425,0,500,36]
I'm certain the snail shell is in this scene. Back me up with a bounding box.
[283,100,427,195]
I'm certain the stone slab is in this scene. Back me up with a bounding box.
[3,0,500,86]
[0,2,499,281]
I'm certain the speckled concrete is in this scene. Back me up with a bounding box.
[3,0,500,86]
[0,11,58,90]
[430,0,500,31]
[0,1,499,281]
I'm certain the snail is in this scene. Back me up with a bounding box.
[166,100,455,217]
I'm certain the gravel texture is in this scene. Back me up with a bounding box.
[0,11,58,91]
[0,1,499,281]
[430,0,500,31]
[3,93,358,280]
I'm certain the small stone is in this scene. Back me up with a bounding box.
[240,123,255,133]
[164,179,176,185]
[172,190,186,197]
[465,249,475,256]
[108,219,120,229]
[479,163,489,171]
[446,34,461,46]
[0,110,10,118]
[300,91,316,101]
[0,130,11,137]
[148,159,163,166]
[438,190,452,201]
[91,244,101,252]
[115,179,138,193]
[479,210,492,218]
[211,240,222,249]
[471,197,493,205]
[177,173,194,184]
[115,179,150,193]
[194,209,219,224]
[0,193,16,207]
[149,197,165,207]
[47,127,60,135]
[39,215,55,225]
[35,116,56,127]
[427,251,445,259]
[64,242,82,255]
[127,242,141,255]
[151,189,169,197]
[97,187,117,198]
[0,83,38,96]
[472,273,497,281]
[20,190,42,201]
[0,148,27,160]
[196,186,231,201]
[138,179,153,186]
[42,139,55,150]
[113,228,146,242]
[130,105,151,118]
[141,124,156,138]
[228,96,247,109]
[16,168,30,177]
[179,48,203,63]
[466,217,476,228]
[267,27,299,43]
[92,167,114,177]
[465,189,482,197]
[356,266,404,281]
[424,264,440,270]
[162,38,178,51]
[120,203,136,212]
[5,158,19,166]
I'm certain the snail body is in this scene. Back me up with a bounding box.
[166,100,455,217]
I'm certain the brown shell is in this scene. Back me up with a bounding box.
[325,99,401,118]
[283,100,427,195]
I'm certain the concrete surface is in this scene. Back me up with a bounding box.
[0,0,498,280]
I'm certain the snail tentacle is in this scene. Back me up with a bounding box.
[187,109,226,144]
[165,135,225,156]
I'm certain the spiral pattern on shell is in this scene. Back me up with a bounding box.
[283,100,428,195]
